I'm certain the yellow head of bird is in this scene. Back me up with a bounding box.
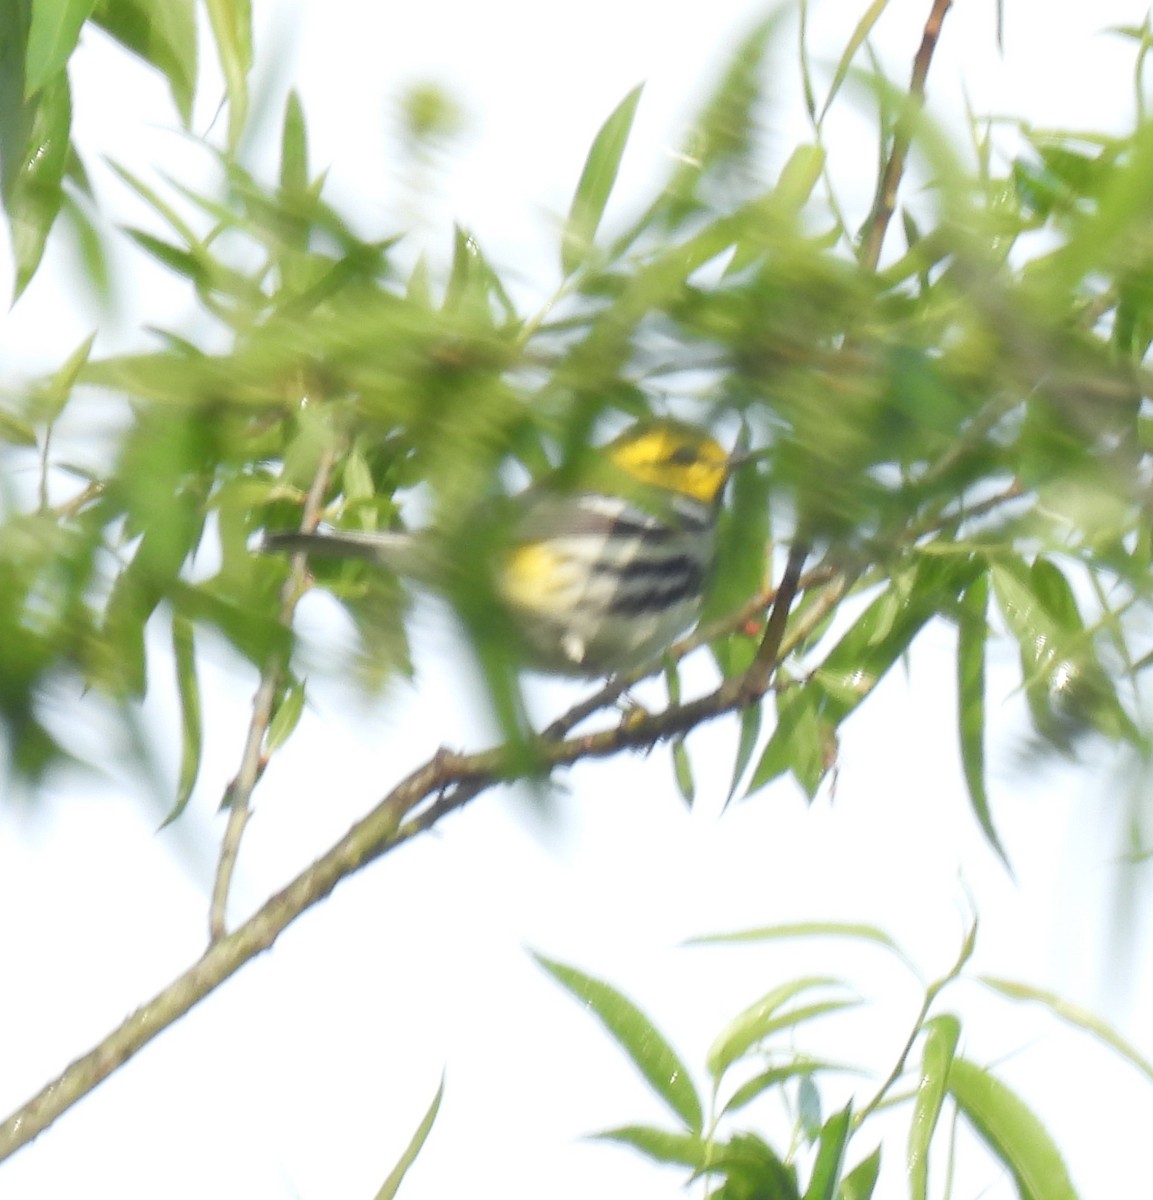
[604,420,732,505]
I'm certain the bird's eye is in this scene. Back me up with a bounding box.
[668,444,701,466]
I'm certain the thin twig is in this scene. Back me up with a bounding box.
[858,0,953,271]
[208,446,336,942]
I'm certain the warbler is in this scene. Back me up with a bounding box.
[266,420,736,676]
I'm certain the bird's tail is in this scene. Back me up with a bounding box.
[263,528,429,578]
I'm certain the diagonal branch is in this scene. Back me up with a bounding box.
[858,0,953,272]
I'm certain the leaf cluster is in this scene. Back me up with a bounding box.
[537,922,1153,1199]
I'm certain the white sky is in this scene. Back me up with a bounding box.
[1,1,1153,1197]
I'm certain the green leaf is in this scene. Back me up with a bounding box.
[28,329,95,426]
[265,677,305,754]
[164,613,201,826]
[725,703,761,806]
[956,571,1006,862]
[93,0,196,124]
[797,1073,822,1141]
[203,0,251,150]
[980,977,1153,1084]
[107,159,199,246]
[0,0,33,202]
[908,1014,960,1200]
[59,187,111,301]
[746,684,831,798]
[706,978,850,1078]
[534,953,703,1133]
[774,143,827,217]
[24,0,95,95]
[802,1104,851,1200]
[671,736,694,806]
[373,1073,444,1200]
[0,406,37,446]
[668,15,777,203]
[592,1125,707,1168]
[279,88,308,195]
[839,1146,881,1200]
[696,1130,801,1199]
[561,83,642,276]
[720,1059,854,1118]
[8,70,71,297]
[122,227,207,284]
[687,919,909,961]
[818,0,894,122]
[948,1057,1078,1200]
[443,224,517,323]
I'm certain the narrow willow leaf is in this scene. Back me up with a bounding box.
[798,1074,822,1141]
[122,228,208,284]
[746,685,828,798]
[534,953,703,1133]
[956,571,1006,863]
[725,703,762,806]
[279,89,308,195]
[60,189,111,300]
[28,330,95,425]
[265,677,305,754]
[0,407,37,446]
[107,160,199,245]
[840,1146,881,1200]
[203,0,252,150]
[818,0,895,122]
[981,977,1153,1083]
[93,0,197,125]
[672,737,695,807]
[770,142,827,215]
[948,1057,1078,1200]
[592,1125,707,1168]
[721,1059,854,1118]
[908,1014,960,1200]
[10,74,71,297]
[0,0,32,203]
[164,614,201,826]
[1029,556,1084,632]
[24,0,96,95]
[706,978,845,1078]
[686,920,909,963]
[444,224,517,322]
[374,1073,444,1200]
[342,445,375,503]
[802,1103,851,1200]
[561,83,643,276]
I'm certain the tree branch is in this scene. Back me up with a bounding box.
[858,0,953,271]
[209,445,337,941]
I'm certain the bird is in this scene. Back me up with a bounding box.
[264,419,738,676]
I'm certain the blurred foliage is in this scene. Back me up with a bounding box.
[2,3,1153,1196]
[538,923,1153,1199]
[0,0,251,297]
[1,6,1153,850]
